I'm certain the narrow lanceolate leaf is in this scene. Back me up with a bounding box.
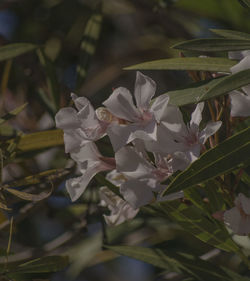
[76,13,102,89]
[15,129,64,152]
[166,76,225,106]
[2,169,69,188]
[210,29,250,40]
[0,200,10,211]
[166,69,250,106]
[163,126,250,196]
[10,256,68,273]
[124,57,236,72]
[37,49,60,112]
[160,201,239,253]
[0,43,37,61]
[107,245,234,281]
[238,0,250,9]
[172,38,250,52]
[4,187,52,201]
[198,68,250,102]
[0,103,27,125]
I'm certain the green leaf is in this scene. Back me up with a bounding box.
[4,187,52,201]
[238,0,250,9]
[125,57,236,72]
[13,256,68,273]
[165,77,225,106]
[107,245,234,280]
[37,49,60,112]
[106,245,181,272]
[76,12,102,89]
[172,38,250,52]
[163,126,250,195]
[222,267,250,281]
[166,69,250,106]
[159,201,239,252]
[198,69,250,102]
[67,232,102,278]
[15,129,64,152]
[210,29,250,40]
[0,43,37,61]
[3,169,70,188]
[0,103,27,126]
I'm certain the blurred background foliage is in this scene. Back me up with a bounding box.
[0,0,250,280]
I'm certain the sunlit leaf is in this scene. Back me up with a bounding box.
[0,103,27,126]
[15,129,64,152]
[163,126,250,195]
[125,57,236,72]
[0,43,37,61]
[172,38,250,52]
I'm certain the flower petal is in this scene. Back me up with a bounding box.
[230,90,250,117]
[70,142,101,162]
[103,87,140,122]
[66,162,106,201]
[224,206,250,235]
[231,55,250,73]
[55,107,80,130]
[134,71,156,110]
[107,122,157,152]
[199,121,222,144]
[71,93,90,111]
[120,179,154,209]
[238,193,250,215]
[115,146,153,179]
[99,186,139,225]
[190,102,204,131]
[150,94,169,122]
[64,130,89,153]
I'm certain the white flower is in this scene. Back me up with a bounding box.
[99,186,139,225]
[224,193,250,235]
[229,51,250,117]
[145,102,222,165]
[66,142,115,201]
[55,93,107,153]
[102,71,170,152]
[115,146,178,208]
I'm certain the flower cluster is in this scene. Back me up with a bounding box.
[56,71,223,226]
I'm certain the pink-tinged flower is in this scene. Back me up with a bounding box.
[66,142,115,202]
[102,72,170,152]
[229,51,250,117]
[224,193,250,235]
[55,93,107,153]
[174,102,222,162]
[115,146,178,208]
[99,186,139,225]
[145,102,222,166]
